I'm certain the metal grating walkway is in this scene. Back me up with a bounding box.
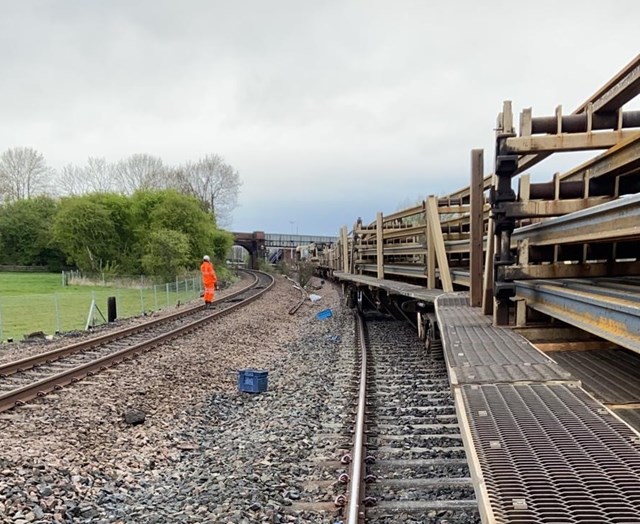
[436,294,572,385]
[436,292,640,522]
[551,349,640,404]
[461,383,640,522]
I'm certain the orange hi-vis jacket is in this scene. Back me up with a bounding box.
[200,260,217,303]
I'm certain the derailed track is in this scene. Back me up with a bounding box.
[340,313,480,523]
[0,270,274,412]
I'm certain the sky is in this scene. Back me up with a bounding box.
[1,1,639,236]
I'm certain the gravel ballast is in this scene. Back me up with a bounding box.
[0,275,353,523]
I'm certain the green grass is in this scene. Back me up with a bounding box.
[0,272,202,342]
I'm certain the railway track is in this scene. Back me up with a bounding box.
[0,270,274,413]
[339,313,480,523]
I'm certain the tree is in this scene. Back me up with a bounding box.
[58,163,87,196]
[58,157,118,196]
[0,196,64,268]
[141,229,191,280]
[131,190,225,265]
[172,154,241,227]
[116,154,165,194]
[52,197,121,272]
[210,229,234,263]
[0,147,51,202]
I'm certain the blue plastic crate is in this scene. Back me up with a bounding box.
[238,369,269,393]
[316,308,333,320]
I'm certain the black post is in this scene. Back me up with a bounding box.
[107,296,117,322]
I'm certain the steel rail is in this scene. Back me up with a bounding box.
[0,270,259,377]
[515,278,640,354]
[345,312,368,524]
[0,271,274,412]
[512,192,640,245]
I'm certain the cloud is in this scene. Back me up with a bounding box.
[1,1,638,235]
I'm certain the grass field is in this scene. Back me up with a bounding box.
[0,272,202,342]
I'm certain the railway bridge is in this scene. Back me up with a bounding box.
[318,54,640,522]
[232,231,336,267]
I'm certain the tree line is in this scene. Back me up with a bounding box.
[0,147,240,279]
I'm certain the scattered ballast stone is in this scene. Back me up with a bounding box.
[123,409,146,426]
[0,275,354,523]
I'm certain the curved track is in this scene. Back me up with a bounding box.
[0,270,274,412]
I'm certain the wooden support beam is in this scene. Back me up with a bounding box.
[578,54,640,113]
[340,226,349,273]
[505,129,638,154]
[502,260,640,280]
[376,212,384,279]
[535,340,619,352]
[426,195,453,292]
[482,213,495,316]
[427,203,436,290]
[470,149,484,307]
[514,55,640,176]
[503,197,613,218]
[560,132,640,182]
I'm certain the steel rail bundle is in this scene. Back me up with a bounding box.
[316,54,640,523]
[318,53,640,349]
[0,270,274,412]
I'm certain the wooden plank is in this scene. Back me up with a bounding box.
[376,212,384,279]
[504,197,613,218]
[427,196,453,292]
[340,226,349,273]
[560,132,640,182]
[515,55,640,176]
[577,54,640,113]
[503,260,640,280]
[535,340,619,352]
[505,130,638,154]
[513,325,604,343]
[470,149,484,307]
[427,214,436,289]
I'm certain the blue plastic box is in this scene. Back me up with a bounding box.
[238,369,269,393]
[316,308,333,320]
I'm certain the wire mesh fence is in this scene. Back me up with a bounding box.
[0,275,203,343]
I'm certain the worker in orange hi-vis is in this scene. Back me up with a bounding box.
[200,255,218,308]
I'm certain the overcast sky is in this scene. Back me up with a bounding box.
[1,1,639,236]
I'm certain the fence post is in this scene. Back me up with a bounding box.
[184,279,188,301]
[166,282,170,307]
[54,294,61,333]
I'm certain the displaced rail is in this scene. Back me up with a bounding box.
[0,270,274,412]
[339,313,480,523]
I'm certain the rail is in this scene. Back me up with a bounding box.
[0,270,274,412]
[317,53,640,332]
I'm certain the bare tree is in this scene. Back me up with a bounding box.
[86,157,118,193]
[115,153,165,194]
[0,147,51,202]
[173,154,241,226]
[57,157,118,195]
[58,163,87,196]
